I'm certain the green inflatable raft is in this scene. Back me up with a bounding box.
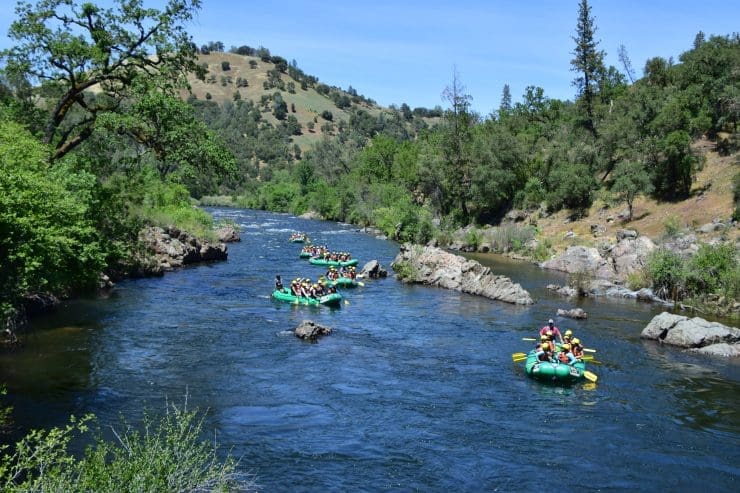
[524,350,586,383]
[321,277,359,289]
[308,257,359,267]
[299,251,312,258]
[271,288,343,307]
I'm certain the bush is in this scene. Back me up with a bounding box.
[485,225,535,253]
[391,260,416,281]
[221,60,230,71]
[685,243,738,298]
[646,248,686,300]
[0,401,252,492]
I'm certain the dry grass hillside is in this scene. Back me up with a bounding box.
[182,52,388,150]
[536,140,739,247]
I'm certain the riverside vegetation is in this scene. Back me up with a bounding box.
[0,0,738,489]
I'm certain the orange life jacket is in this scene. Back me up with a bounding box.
[558,351,570,363]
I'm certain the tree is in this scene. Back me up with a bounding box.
[571,0,605,137]
[98,92,236,195]
[611,161,653,221]
[440,67,476,223]
[0,120,105,314]
[221,60,230,71]
[499,83,512,116]
[617,44,635,83]
[1,0,203,162]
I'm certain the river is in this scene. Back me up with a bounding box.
[2,208,739,491]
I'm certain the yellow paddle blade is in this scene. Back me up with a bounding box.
[512,354,528,362]
[583,370,598,383]
[583,348,597,353]
[344,299,350,305]
[357,281,365,287]
[522,337,537,341]
[512,352,527,358]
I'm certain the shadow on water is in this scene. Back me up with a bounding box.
[1,208,739,491]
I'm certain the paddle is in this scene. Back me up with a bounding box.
[512,355,528,362]
[522,337,537,341]
[583,370,598,383]
[357,281,365,287]
[583,348,597,353]
[344,299,350,305]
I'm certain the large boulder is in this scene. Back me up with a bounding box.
[215,224,241,242]
[610,236,656,280]
[360,260,388,279]
[294,320,332,341]
[391,244,533,305]
[540,246,616,279]
[641,312,740,356]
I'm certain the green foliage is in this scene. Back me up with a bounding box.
[646,249,686,299]
[1,0,202,161]
[0,402,251,492]
[391,260,416,281]
[685,243,739,299]
[485,225,536,253]
[221,60,231,71]
[464,229,483,250]
[733,171,740,221]
[611,161,653,220]
[650,130,700,200]
[662,215,682,238]
[547,161,596,211]
[0,120,106,313]
[532,237,553,261]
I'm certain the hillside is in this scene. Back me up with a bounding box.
[534,141,738,249]
[182,51,434,151]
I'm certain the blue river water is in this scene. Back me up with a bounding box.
[2,208,739,491]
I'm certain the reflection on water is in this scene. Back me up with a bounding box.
[1,208,739,491]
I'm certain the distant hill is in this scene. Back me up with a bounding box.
[182,51,440,152]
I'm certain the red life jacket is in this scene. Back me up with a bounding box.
[558,352,570,363]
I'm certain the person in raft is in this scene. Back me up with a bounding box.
[571,338,584,359]
[535,343,555,363]
[275,275,283,291]
[539,319,563,343]
[557,344,578,365]
[563,329,574,345]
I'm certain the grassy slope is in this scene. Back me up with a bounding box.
[183,52,385,151]
[535,142,738,248]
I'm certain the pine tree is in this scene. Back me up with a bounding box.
[499,84,512,116]
[571,0,605,137]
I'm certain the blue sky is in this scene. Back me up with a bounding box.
[1,0,738,114]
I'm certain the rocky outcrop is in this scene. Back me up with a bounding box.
[391,244,533,305]
[294,320,332,341]
[360,260,388,279]
[540,246,615,279]
[640,312,740,357]
[557,307,588,319]
[138,226,228,273]
[215,224,241,242]
[541,233,656,282]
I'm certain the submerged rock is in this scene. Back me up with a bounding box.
[557,307,588,319]
[294,320,333,341]
[391,244,533,305]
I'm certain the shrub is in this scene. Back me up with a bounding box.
[685,243,738,298]
[532,237,553,261]
[662,215,682,238]
[391,260,416,281]
[0,401,252,492]
[646,248,686,300]
[221,60,230,71]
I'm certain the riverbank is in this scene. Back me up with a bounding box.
[1,222,240,344]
